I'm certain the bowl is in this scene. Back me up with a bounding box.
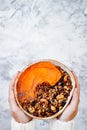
[14,59,75,120]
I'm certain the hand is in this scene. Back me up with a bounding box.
[8,71,32,123]
[58,71,80,122]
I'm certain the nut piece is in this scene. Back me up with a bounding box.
[56,94,64,100]
[40,98,48,104]
[28,106,35,113]
[51,105,56,112]
[64,86,69,90]
[64,75,68,82]
[59,106,62,110]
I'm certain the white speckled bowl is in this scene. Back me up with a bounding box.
[14,59,75,120]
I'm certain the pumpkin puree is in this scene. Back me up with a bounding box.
[16,61,61,102]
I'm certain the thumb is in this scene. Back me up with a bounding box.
[8,71,20,109]
[69,88,79,110]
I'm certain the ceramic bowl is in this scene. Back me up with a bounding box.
[14,59,75,120]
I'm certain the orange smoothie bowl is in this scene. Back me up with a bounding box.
[14,59,75,120]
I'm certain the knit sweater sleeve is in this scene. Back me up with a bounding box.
[50,119,75,130]
[11,118,35,130]
[11,118,75,130]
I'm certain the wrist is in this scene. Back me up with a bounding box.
[14,117,32,124]
[59,118,69,122]
[20,118,33,124]
[58,116,74,122]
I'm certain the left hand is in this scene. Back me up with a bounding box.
[8,71,33,123]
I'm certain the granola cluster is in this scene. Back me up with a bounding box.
[19,66,72,117]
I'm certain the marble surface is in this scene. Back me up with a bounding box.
[0,0,87,130]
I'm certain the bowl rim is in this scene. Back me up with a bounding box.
[14,59,75,120]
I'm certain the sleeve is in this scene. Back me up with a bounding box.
[11,118,35,130]
[50,118,75,130]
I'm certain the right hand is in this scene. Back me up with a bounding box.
[58,71,80,122]
[8,71,33,123]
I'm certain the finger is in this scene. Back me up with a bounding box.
[8,71,20,108]
[9,71,20,100]
[69,88,80,110]
[9,71,20,91]
[71,71,80,96]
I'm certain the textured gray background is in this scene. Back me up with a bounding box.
[0,0,87,130]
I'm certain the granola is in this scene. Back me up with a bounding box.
[18,66,72,117]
